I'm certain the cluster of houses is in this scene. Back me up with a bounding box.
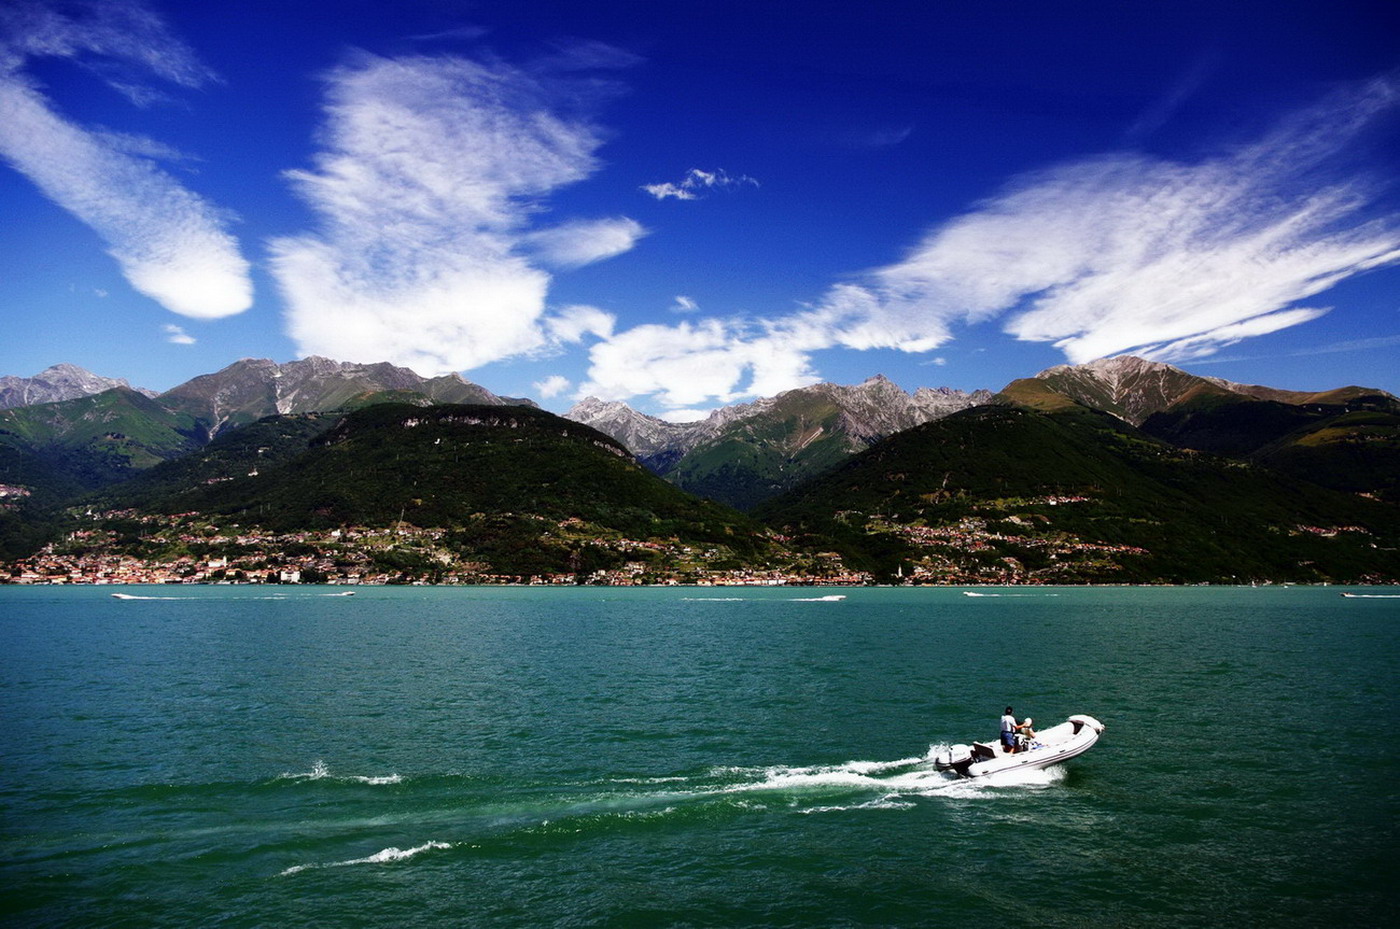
[878,511,1152,584]
[1,512,871,587]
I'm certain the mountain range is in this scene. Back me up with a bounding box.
[2,354,1397,583]
[567,377,992,509]
[0,357,526,492]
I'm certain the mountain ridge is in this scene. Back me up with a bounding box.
[3,353,1397,582]
[1001,355,1395,425]
[0,364,156,410]
[567,375,994,508]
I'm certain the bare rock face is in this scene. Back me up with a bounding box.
[0,364,154,409]
[157,357,525,436]
[1019,355,1396,425]
[1024,356,1235,424]
[563,397,689,459]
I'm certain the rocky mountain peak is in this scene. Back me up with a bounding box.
[1028,355,1226,424]
[157,357,512,434]
[0,364,153,410]
[565,397,686,458]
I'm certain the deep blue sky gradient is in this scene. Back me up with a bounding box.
[2,0,1397,414]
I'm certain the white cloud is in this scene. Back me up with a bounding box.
[0,0,215,89]
[533,374,570,398]
[578,318,819,408]
[270,49,640,375]
[640,181,695,201]
[524,217,646,269]
[671,295,699,313]
[546,304,615,344]
[0,0,252,319]
[857,76,1400,365]
[659,408,712,423]
[1303,333,1400,355]
[642,167,759,201]
[162,323,195,344]
[586,75,1400,410]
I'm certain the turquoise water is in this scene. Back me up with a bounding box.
[2,585,1396,927]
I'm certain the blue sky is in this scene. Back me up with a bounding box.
[2,0,1398,418]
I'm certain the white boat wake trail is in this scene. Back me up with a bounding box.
[710,749,1065,807]
[276,750,1063,876]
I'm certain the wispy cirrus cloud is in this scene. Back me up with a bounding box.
[0,0,252,319]
[641,167,759,201]
[583,75,1400,410]
[270,47,641,375]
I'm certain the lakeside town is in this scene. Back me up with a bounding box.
[0,510,874,587]
[4,499,1390,588]
[0,508,1149,587]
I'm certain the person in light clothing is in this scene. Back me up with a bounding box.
[1000,706,1018,753]
[1018,717,1036,749]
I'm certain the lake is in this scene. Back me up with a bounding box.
[1,585,1396,927]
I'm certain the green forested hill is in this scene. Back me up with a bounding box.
[173,404,720,530]
[0,387,205,487]
[756,405,1400,584]
[0,389,208,559]
[1141,394,1400,502]
[82,412,339,512]
[90,403,784,578]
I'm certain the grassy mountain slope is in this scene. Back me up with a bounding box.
[0,387,205,487]
[1141,393,1400,502]
[756,405,1400,584]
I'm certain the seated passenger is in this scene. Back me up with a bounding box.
[1016,717,1036,750]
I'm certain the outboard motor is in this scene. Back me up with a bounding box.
[933,744,974,778]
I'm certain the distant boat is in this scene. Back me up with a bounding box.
[1341,592,1400,599]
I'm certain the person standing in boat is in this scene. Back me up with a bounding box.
[1000,706,1018,753]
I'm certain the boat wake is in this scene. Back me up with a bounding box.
[963,591,1059,598]
[110,591,358,601]
[278,760,402,786]
[281,840,450,876]
[277,750,1063,877]
[682,594,847,602]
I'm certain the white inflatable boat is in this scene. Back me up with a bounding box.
[933,715,1105,778]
